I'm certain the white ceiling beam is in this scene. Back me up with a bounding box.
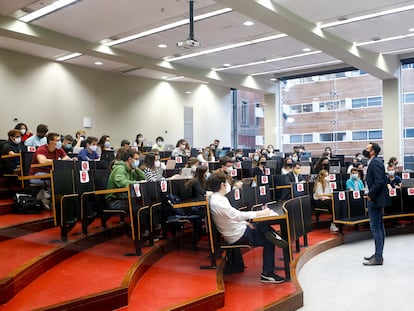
[0,15,276,94]
[216,0,400,80]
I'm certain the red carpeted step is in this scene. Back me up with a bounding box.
[0,199,15,215]
[0,211,52,230]
[1,235,148,310]
[121,243,218,311]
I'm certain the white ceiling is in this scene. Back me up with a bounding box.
[0,0,413,93]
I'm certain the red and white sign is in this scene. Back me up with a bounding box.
[389,188,397,197]
[338,191,346,201]
[264,168,270,175]
[234,188,240,200]
[329,174,336,181]
[81,161,89,171]
[408,188,414,196]
[330,182,337,190]
[296,183,304,192]
[230,169,237,177]
[175,156,182,163]
[402,172,410,179]
[160,180,168,192]
[353,191,361,199]
[259,186,266,196]
[234,162,241,169]
[80,170,89,183]
[261,175,268,184]
[27,146,36,152]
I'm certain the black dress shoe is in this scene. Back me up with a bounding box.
[363,254,374,261]
[363,257,383,266]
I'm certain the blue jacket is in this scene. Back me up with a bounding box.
[366,156,391,208]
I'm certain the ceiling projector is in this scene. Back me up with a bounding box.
[177,38,200,49]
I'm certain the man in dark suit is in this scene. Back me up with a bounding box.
[363,142,390,266]
[281,162,305,200]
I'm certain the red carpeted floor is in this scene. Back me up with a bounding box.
[0,211,51,228]
[0,210,341,311]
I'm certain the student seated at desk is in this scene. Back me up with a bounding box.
[346,167,365,191]
[386,164,402,189]
[106,149,145,211]
[2,129,22,173]
[313,169,338,233]
[208,171,287,284]
[29,132,75,209]
[77,136,100,161]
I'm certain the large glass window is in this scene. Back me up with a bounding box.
[402,60,414,155]
[281,69,383,156]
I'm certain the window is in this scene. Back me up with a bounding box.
[303,134,313,143]
[320,133,333,142]
[368,130,383,139]
[352,98,367,108]
[404,93,414,103]
[303,104,313,113]
[367,96,382,107]
[335,132,346,141]
[290,135,302,143]
[405,128,414,138]
[290,105,302,114]
[241,100,248,125]
[353,131,367,140]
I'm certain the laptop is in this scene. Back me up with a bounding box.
[329,159,341,174]
[180,167,193,178]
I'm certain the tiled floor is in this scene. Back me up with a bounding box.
[297,233,414,311]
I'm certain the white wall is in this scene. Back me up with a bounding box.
[0,48,232,149]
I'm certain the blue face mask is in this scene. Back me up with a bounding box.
[104,142,110,148]
[56,141,62,149]
[132,159,140,169]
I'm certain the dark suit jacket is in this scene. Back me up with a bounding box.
[285,172,305,184]
[366,156,391,208]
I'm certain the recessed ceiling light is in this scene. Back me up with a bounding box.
[158,44,167,48]
[270,78,277,81]
[302,48,311,52]
[409,28,414,32]
[186,91,192,94]
[94,61,103,66]
[243,21,254,26]
[223,63,231,67]
[161,76,168,79]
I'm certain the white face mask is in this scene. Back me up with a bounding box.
[324,176,330,182]
[388,170,395,176]
[89,145,97,152]
[226,166,233,174]
[253,156,259,161]
[13,137,21,144]
[20,129,26,135]
[157,140,163,147]
[154,160,161,168]
[292,156,298,162]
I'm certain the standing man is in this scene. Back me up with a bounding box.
[363,142,390,266]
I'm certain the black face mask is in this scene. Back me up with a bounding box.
[362,150,370,158]
[260,162,266,166]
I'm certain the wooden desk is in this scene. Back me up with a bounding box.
[251,205,291,280]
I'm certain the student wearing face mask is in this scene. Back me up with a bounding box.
[106,149,145,212]
[133,133,145,150]
[313,169,338,232]
[386,164,401,190]
[215,156,242,190]
[171,139,187,157]
[72,130,86,149]
[24,124,48,147]
[77,136,100,161]
[14,122,33,143]
[290,152,299,163]
[151,136,165,151]
[252,156,267,177]
[62,135,74,155]
[2,129,23,173]
[346,167,365,191]
[142,153,163,182]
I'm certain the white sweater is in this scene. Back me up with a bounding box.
[209,192,257,244]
